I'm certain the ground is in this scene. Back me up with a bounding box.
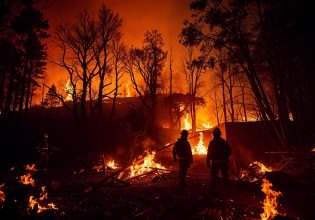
[1,161,315,220]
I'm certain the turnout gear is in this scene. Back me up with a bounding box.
[206,128,232,190]
[173,134,193,186]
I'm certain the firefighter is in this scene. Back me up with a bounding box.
[173,130,193,186]
[206,127,232,190]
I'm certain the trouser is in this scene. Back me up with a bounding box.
[178,159,190,185]
[210,161,229,190]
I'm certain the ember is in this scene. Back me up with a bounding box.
[26,164,37,171]
[20,173,35,186]
[129,151,166,178]
[28,195,58,213]
[251,161,272,175]
[261,178,282,220]
[106,160,118,169]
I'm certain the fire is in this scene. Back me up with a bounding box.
[192,132,207,155]
[261,178,282,220]
[126,83,131,97]
[251,161,272,175]
[129,151,166,177]
[107,160,118,169]
[0,184,5,203]
[28,186,58,213]
[65,79,73,101]
[20,173,35,186]
[182,114,192,130]
[26,164,37,171]
[202,122,212,129]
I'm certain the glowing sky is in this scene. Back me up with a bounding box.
[44,0,192,86]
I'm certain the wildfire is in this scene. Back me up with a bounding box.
[192,132,207,155]
[251,161,272,175]
[20,173,35,186]
[107,160,118,169]
[129,151,166,178]
[182,114,192,130]
[26,164,37,171]
[126,83,131,97]
[261,178,282,220]
[0,184,5,203]
[28,186,58,213]
[202,122,212,129]
[65,79,73,101]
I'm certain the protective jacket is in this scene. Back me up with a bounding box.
[173,137,193,161]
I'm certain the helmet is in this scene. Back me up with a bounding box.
[180,130,189,136]
[212,127,222,136]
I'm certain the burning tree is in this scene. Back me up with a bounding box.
[125,30,168,134]
[52,4,123,150]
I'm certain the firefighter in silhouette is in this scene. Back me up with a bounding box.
[173,130,193,186]
[206,128,232,190]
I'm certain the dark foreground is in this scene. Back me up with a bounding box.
[0,168,314,220]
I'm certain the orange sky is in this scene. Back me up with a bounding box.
[43,0,192,86]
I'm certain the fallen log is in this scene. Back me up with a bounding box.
[94,133,200,186]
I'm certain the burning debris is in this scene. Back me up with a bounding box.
[192,132,207,155]
[106,160,118,169]
[129,151,166,178]
[20,164,36,186]
[28,186,58,213]
[239,161,273,182]
[260,178,282,220]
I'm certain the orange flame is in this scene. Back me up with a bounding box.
[192,132,207,155]
[106,160,118,169]
[251,161,272,175]
[261,178,282,220]
[126,83,131,97]
[26,164,37,171]
[181,114,191,130]
[202,122,212,130]
[28,186,58,213]
[129,151,166,177]
[20,173,35,186]
[65,79,73,101]
[0,184,5,203]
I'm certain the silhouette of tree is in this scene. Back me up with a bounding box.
[43,84,59,108]
[126,30,167,132]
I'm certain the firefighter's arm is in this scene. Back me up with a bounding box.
[188,143,193,164]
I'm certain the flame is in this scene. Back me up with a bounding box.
[182,114,192,130]
[39,186,48,201]
[251,161,272,175]
[106,160,118,169]
[65,79,73,101]
[129,151,166,178]
[192,132,207,155]
[261,178,282,220]
[26,164,37,171]
[126,83,131,97]
[20,173,35,186]
[28,186,58,213]
[0,184,5,203]
[202,122,212,129]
